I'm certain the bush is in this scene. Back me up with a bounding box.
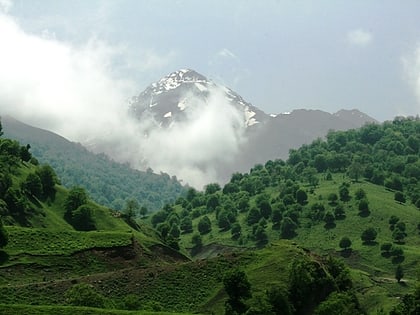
[198,216,212,235]
[339,237,351,250]
[361,227,377,244]
[65,283,106,308]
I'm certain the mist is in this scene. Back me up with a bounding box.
[0,11,247,189]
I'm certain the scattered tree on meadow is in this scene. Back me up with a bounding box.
[361,227,377,244]
[394,191,406,203]
[395,264,404,283]
[339,185,351,202]
[198,216,211,235]
[339,237,352,251]
[358,198,370,216]
[191,233,202,249]
[295,189,308,205]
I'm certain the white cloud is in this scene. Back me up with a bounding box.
[402,44,420,112]
[0,0,12,13]
[0,12,137,141]
[347,29,373,47]
[217,48,238,60]
[0,11,247,188]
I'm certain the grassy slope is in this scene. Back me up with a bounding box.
[0,304,197,315]
[174,174,420,314]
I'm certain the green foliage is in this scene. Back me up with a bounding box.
[64,187,88,216]
[191,233,202,249]
[0,219,8,248]
[395,265,404,283]
[22,173,43,198]
[123,294,141,310]
[313,292,363,315]
[339,237,352,250]
[35,165,57,197]
[223,269,252,314]
[361,227,377,244]
[71,205,96,231]
[198,216,211,235]
[65,283,106,308]
[295,189,308,205]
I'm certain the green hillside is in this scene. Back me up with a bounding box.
[149,117,420,314]
[0,117,419,315]
[2,115,185,211]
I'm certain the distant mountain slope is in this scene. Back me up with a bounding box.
[127,69,378,184]
[2,115,186,211]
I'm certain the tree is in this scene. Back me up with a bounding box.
[139,206,148,218]
[247,207,261,226]
[231,222,241,240]
[36,165,57,197]
[218,210,231,231]
[266,286,292,315]
[339,186,350,202]
[71,205,95,231]
[380,242,393,253]
[358,198,369,216]
[395,265,404,283]
[361,227,377,244]
[205,183,221,195]
[22,173,43,198]
[323,211,335,228]
[334,204,346,220]
[280,217,297,239]
[354,188,366,200]
[0,118,3,137]
[339,237,352,251]
[124,198,139,220]
[0,219,8,248]
[191,233,202,249]
[180,216,193,234]
[389,215,400,229]
[394,191,406,203]
[295,189,308,205]
[348,160,363,182]
[254,225,268,245]
[65,283,106,308]
[198,216,211,235]
[271,208,283,229]
[223,269,252,314]
[64,187,88,219]
[327,193,338,205]
[169,224,180,238]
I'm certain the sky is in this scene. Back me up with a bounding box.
[1,0,419,123]
[0,0,420,187]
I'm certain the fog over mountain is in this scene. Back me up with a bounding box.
[0,3,418,188]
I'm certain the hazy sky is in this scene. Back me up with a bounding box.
[3,0,420,122]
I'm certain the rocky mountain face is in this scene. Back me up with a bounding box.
[127,69,377,184]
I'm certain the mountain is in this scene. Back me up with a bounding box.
[128,69,378,184]
[129,68,268,129]
[1,115,186,211]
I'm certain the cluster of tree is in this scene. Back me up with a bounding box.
[223,256,363,315]
[6,120,186,211]
[64,187,96,231]
[0,121,58,227]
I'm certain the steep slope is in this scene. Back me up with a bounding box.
[2,115,185,211]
